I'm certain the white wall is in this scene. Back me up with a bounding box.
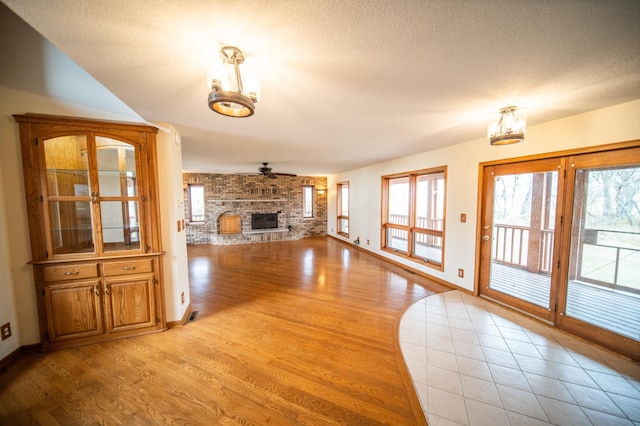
[327,99,640,292]
[155,123,191,322]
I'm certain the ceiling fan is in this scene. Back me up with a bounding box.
[258,163,297,179]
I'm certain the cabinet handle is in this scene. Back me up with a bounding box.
[104,284,110,295]
[121,266,136,271]
[94,284,100,296]
[91,192,98,204]
[64,271,80,276]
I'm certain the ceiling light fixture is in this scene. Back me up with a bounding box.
[208,46,259,118]
[487,106,526,145]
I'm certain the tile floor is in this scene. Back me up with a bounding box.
[399,290,640,426]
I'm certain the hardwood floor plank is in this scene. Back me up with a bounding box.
[1,237,450,424]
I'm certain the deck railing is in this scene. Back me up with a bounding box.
[492,224,554,274]
[387,214,443,248]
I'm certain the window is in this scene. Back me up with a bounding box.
[303,186,314,218]
[337,182,349,236]
[188,184,205,222]
[382,167,446,270]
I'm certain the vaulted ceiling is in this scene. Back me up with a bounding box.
[3,0,640,175]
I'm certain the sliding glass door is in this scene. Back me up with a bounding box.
[479,144,640,359]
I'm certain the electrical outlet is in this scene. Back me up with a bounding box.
[181,291,185,305]
[367,239,370,245]
[1,322,11,340]
[458,268,464,278]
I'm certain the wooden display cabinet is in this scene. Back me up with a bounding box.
[14,113,166,350]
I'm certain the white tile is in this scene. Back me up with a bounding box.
[426,413,467,426]
[500,327,532,343]
[548,361,599,388]
[582,407,634,426]
[608,392,640,422]
[505,339,543,358]
[427,313,450,326]
[427,347,459,372]
[489,364,531,391]
[450,328,480,345]
[476,333,510,352]
[406,359,428,385]
[449,317,475,331]
[427,386,469,425]
[523,372,575,403]
[496,384,548,421]
[472,322,502,337]
[456,356,493,382]
[428,365,463,395]
[505,411,553,426]
[564,382,625,417]
[460,374,502,407]
[513,354,558,378]
[570,351,620,375]
[401,341,427,364]
[402,317,426,332]
[465,398,510,426]
[536,395,591,426]
[400,328,427,346]
[536,346,579,366]
[427,335,455,353]
[427,323,453,339]
[587,370,640,398]
[453,340,486,361]
[482,347,520,370]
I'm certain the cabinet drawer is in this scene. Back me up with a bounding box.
[104,259,153,276]
[42,263,99,282]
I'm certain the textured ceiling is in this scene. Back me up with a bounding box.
[3,0,640,175]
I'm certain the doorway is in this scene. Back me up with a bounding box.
[478,143,640,360]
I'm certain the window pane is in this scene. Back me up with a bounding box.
[48,201,94,254]
[340,183,349,216]
[189,185,205,221]
[101,201,140,252]
[413,231,442,264]
[96,138,137,197]
[416,173,444,230]
[339,218,349,234]
[386,228,408,253]
[388,177,409,225]
[303,186,313,218]
[44,135,89,197]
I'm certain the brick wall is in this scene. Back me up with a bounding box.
[183,173,327,245]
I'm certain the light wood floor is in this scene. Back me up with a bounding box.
[0,237,451,425]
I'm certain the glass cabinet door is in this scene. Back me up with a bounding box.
[96,137,141,252]
[44,135,94,255]
[42,134,144,257]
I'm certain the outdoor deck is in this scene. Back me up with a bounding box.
[490,262,640,342]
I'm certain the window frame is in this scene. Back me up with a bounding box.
[381,167,447,271]
[337,181,349,237]
[188,183,205,223]
[302,185,314,218]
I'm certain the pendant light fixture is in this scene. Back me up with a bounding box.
[487,106,526,145]
[208,46,260,118]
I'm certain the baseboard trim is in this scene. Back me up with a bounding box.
[167,302,192,328]
[328,235,469,293]
[0,343,40,371]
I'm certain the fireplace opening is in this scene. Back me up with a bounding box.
[251,213,278,230]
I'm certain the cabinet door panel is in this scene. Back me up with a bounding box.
[44,280,104,341]
[104,276,156,332]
